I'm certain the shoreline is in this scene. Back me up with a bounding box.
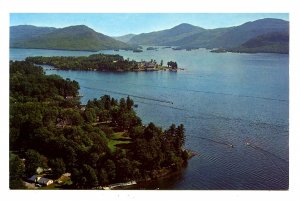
[99,150,197,190]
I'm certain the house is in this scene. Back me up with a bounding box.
[144,61,157,71]
[37,177,54,186]
[28,175,41,183]
[27,175,54,186]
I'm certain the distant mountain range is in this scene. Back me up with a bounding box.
[10,25,133,51]
[10,18,289,53]
[128,23,204,46]
[113,34,136,43]
[128,18,289,53]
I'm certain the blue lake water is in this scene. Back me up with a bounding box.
[10,47,289,190]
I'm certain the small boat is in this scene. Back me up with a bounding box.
[134,104,138,108]
[246,142,250,146]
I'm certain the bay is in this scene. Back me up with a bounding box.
[10,47,289,189]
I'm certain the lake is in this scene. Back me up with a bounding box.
[10,47,289,190]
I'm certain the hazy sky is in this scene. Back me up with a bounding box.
[10,13,288,36]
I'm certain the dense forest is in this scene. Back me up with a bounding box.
[25,54,138,71]
[9,61,188,189]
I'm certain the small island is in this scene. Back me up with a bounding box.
[133,49,143,53]
[9,61,191,190]
[25,54,182,72]
[146,47,158,51]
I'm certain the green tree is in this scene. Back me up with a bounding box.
[63,145,77,168]
[104,159,116,182]
[25,149,47,176]
[98,168,109,185]
[84,108,97,123]
[119,98,126,111]
[71,168,81,187]
[175,124,185,152]
[61,109,83,126]
[144,122,160,141]
[9,153,25,189]
[87,152,99,168]
[82,164,98,187]
[129,125,144,139]
[126,96,134,110]
[116,158,133,182]
[49,158,66,178]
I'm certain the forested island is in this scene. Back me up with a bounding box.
[9,61,189,189]
[25,54,180,72]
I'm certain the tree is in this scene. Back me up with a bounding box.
[87,152,99,168]
[100,95,111,110]
[167,61,178,69]
[49,158,66,178]
[129,125,144,139]
[116,158,133,182]
[176,124,185,149]
[144,122,160,140]
[82,164,98,187]
[63,145,77,168]
[71,168,81,187]
[25,149,47,176]
[97,168,109,185]
[119,98,126,111]
[126,96,134,110]
[84,108,97,123]
[9,153,25,189]
[104,159,116,182]
[61,109,83,126]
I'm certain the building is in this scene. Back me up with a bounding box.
[28,175,41,183]
[142,61,157,70]
[27,175,54,186]
[37,178,54,186]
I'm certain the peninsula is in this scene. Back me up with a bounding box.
[9,60,188,189]
[25,54,181,72]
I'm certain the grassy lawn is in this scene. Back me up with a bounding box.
[108,132,132,152]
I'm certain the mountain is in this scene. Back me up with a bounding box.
[228,31,289,54]
[10,25,57,45]
[113,34,136,43]
[10,18,289,53]
[202,18,289,48]
[128,18,289,50]
[128,23,205,46]
[10,25,133,51]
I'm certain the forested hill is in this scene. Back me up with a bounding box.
[128,18,289,51]
[228,32,289,54]
[10,25,57,44]
[128,23,205,46]
[10,25,133,51]
[9,61,189,189]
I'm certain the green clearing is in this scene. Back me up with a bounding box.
[108,132,132,152]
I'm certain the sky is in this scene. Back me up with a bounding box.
[10,13,288,36]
